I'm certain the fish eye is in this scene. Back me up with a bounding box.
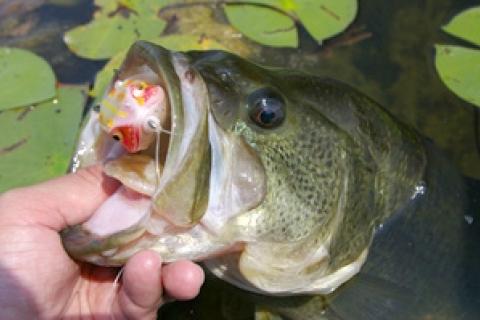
[111,130,123,142]
[247,88,285,129]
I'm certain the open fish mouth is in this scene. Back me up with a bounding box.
[62,42,212,265]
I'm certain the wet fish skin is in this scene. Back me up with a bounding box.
[62,42,480,319]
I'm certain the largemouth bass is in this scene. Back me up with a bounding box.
[62,41,480,319]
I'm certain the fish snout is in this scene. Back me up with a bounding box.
[110,126,141,153]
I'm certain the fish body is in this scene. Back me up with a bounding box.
[62,41,480,319]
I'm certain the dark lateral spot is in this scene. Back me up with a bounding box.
[184,69,195,83]
[55,109,61,114]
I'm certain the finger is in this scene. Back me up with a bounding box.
[1,165,119,230]
[115,250,163,319]
[162,260,205,300]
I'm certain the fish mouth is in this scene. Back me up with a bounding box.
[62,41,210,264]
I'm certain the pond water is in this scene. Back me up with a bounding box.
[1,0,479,319]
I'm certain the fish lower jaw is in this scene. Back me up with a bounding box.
[63,179,244,266]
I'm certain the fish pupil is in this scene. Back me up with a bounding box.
[259,108,277,124]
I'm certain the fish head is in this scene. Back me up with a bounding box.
[62,41,426,296]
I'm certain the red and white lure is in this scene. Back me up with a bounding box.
[98,77,168,153]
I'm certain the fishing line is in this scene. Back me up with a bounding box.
[155,128,162,188]
[108,267,124,319]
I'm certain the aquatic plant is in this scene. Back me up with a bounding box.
[435,6,480,109]
[64,0,357,96]
[0,48,87,192]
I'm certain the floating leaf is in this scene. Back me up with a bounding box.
[0,85,88,193]
[442,6,480,47]
[93,0,118,17]
[121,0,171,16]
[435,45,480,108]
[152,34,229,52]
[64,15,166,59]
[224,4,298,47]
[0,48,56,111]
[294,0,357,43]
[226,0,295,11]
[91,35,229,97]
[93,0,171,18]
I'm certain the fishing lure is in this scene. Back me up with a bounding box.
[97,77,168,153]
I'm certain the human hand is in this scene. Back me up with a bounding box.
[0,166,204,319]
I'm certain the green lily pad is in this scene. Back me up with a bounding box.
[0,48,56,111]
[93,0,118,17]
[91,35,228,97]
[152,34,229,52]
[295,0,357,43]
[64,15,166,60]
[94,0,171,18]
[435,45,480,108]
[224,3,298,48]
[0,85,87,193]
[442,6,480,47]
[226,0,296,11]
[122,0,171,16]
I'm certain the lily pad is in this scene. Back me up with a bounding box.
[122,0,171,16]
[93,0,118,17]
[294,0,357,43]
[152,34,229,52]
[0,47,56,111]
[64,15,166,60]
[435,6,480,109]
[435,45,480,107]
[0,85,87,193]
[94,0,171,18]
[442,6,480,47]
[224,3,298,48]
[435,45,480,108]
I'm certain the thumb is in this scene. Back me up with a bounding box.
[1,165,119,230]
